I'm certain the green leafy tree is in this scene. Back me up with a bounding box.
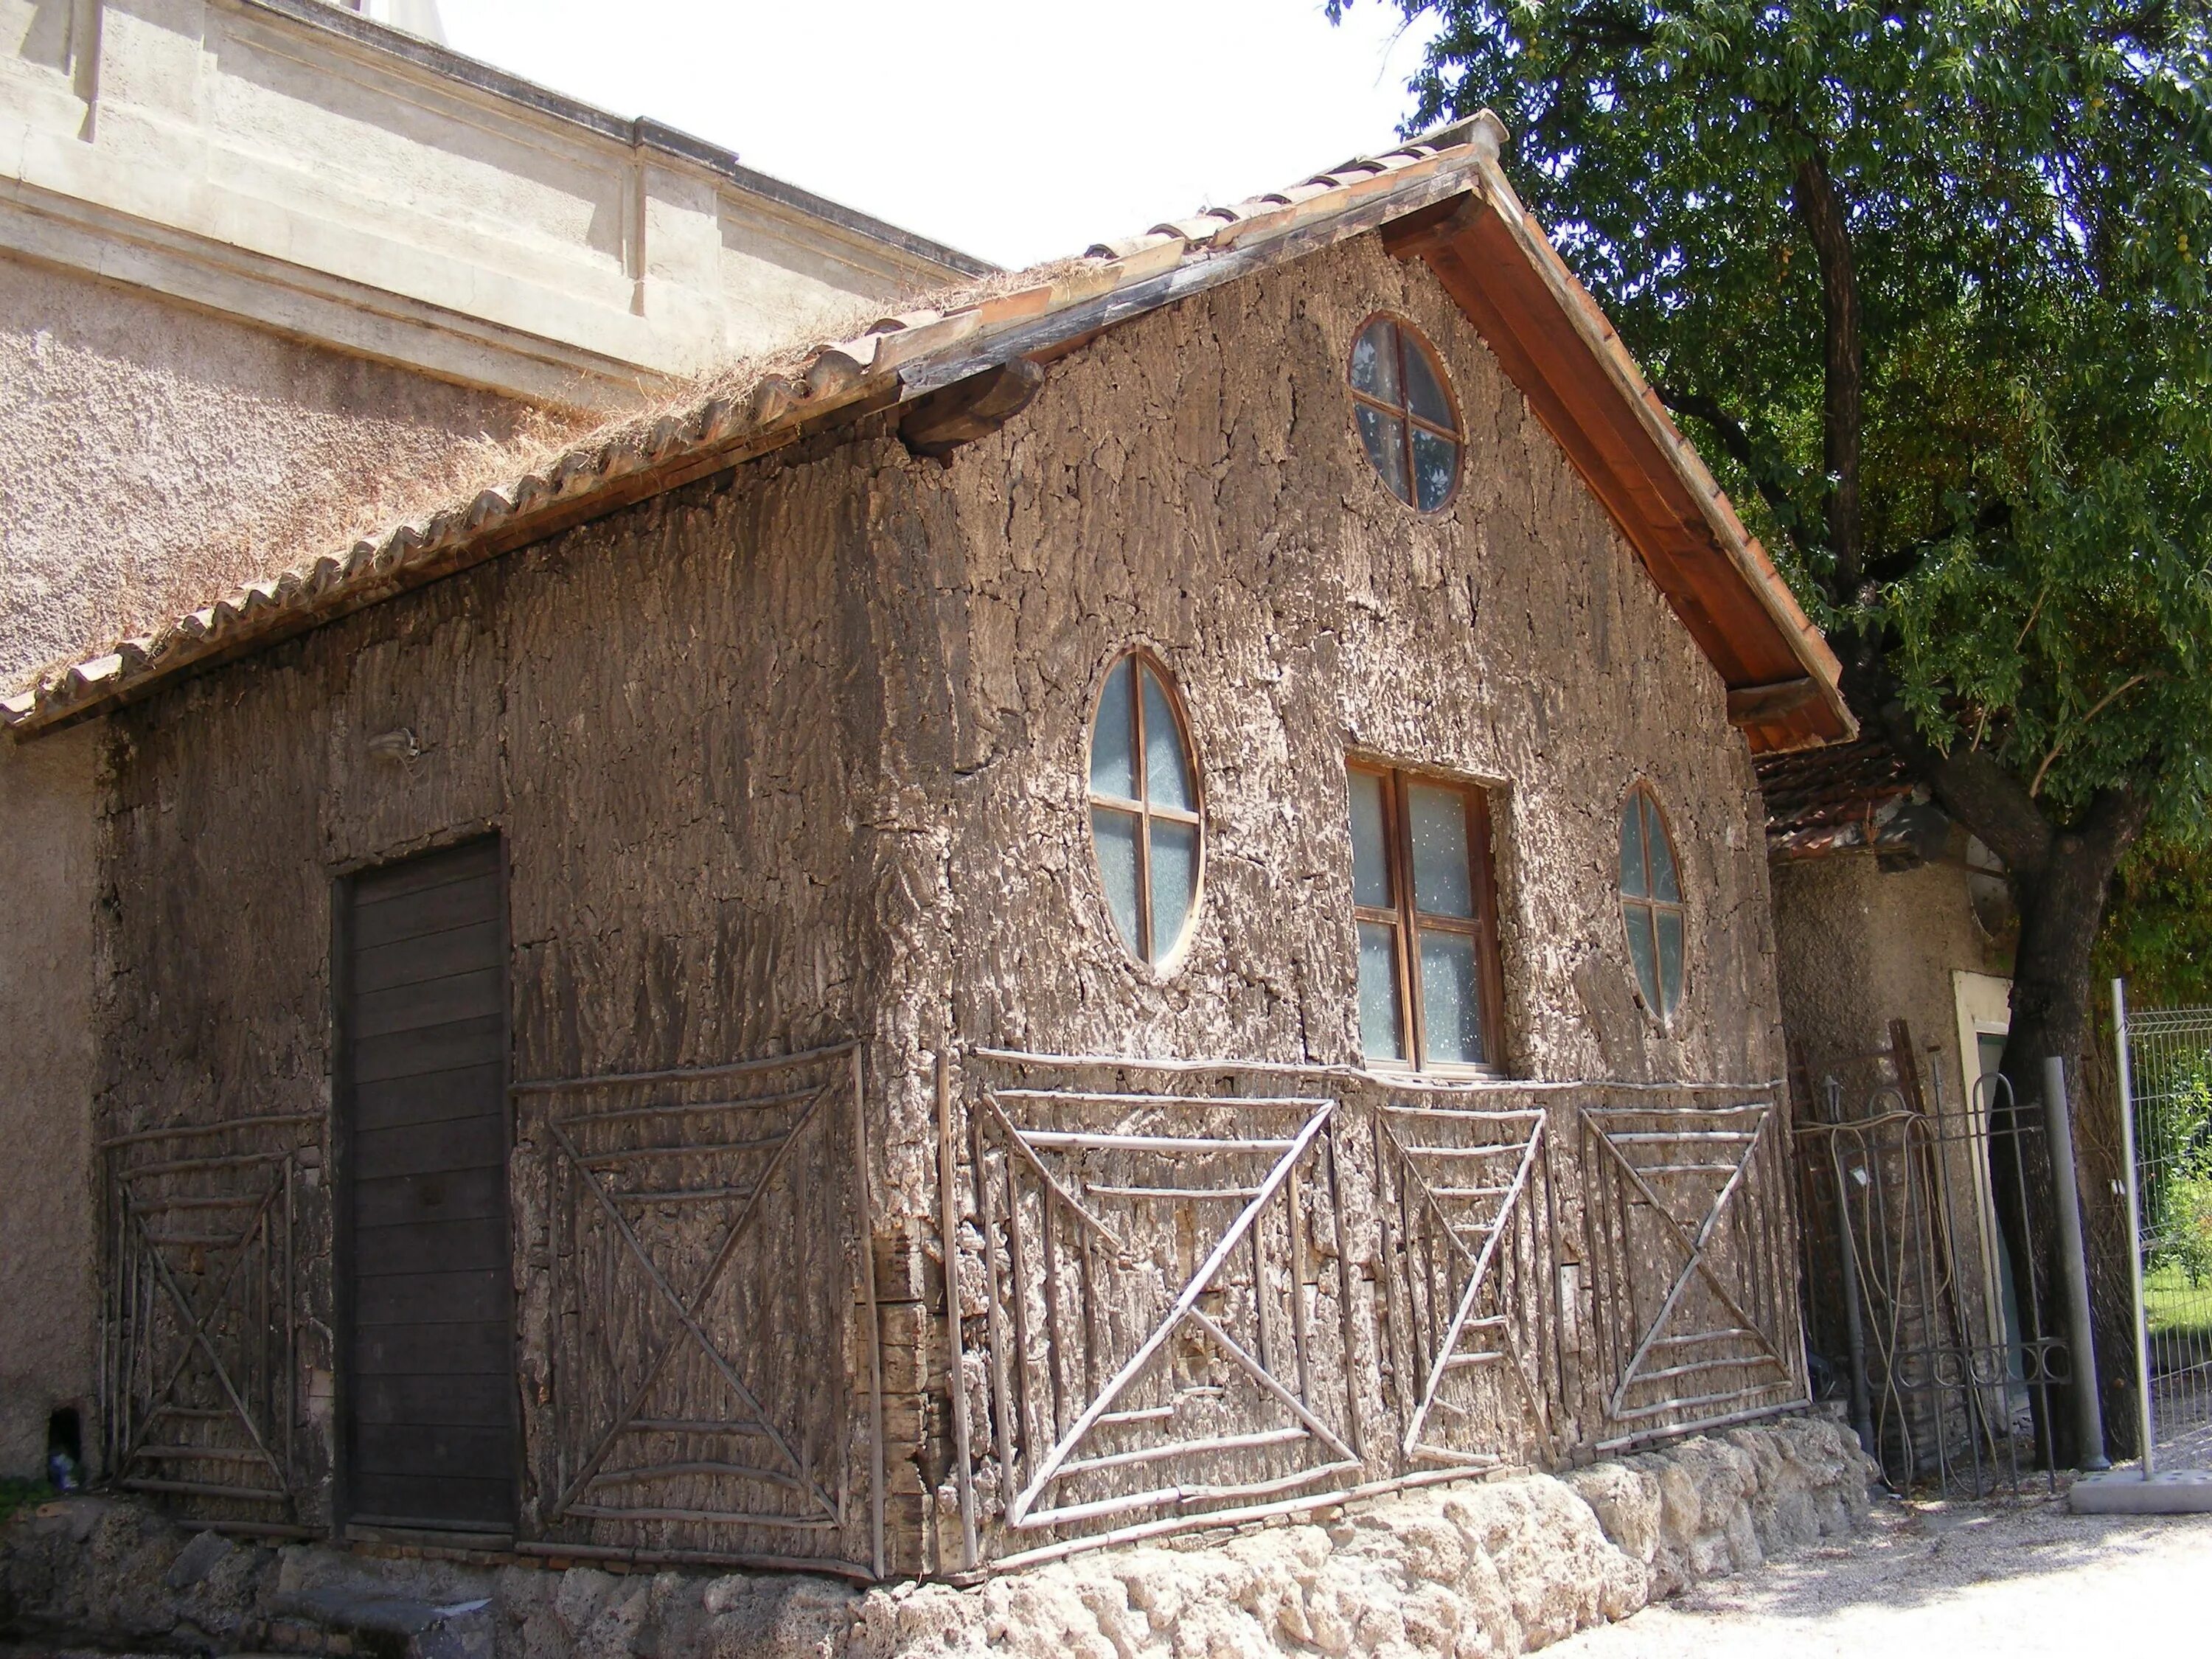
[1334,0,2212,1457]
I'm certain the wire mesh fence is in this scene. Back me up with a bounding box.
[2115,992,2212,1472]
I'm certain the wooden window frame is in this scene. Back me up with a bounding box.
[1619,782,1687,1020]
[1349,762,1507,1074]
[1086,649,1206,970]
[1347,314,1463,514]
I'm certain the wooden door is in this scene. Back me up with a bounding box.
[338,838,516,1531]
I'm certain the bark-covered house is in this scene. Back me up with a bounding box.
[4,114,1852,1580]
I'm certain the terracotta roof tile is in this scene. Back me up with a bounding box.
[1756,739,1922,858]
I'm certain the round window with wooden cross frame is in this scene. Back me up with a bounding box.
[1349,315,1461,512]
[1618,784,1686,1018]
[1087,650,1203,970]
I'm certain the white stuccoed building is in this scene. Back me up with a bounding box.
[0,0,985,1478]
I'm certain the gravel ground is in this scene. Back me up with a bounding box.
[1557,1484,2212,1657]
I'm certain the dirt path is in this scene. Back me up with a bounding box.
[1557,1489,2212,1656]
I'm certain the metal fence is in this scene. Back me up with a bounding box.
[1792,1072,2067,1498]
[2113,987,2212,1472]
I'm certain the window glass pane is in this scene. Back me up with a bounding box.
[1349,771,1392,908]
[1618,796,1648,899]
[1149,818,1199,962]
[1092,807,1142,956]
[1091,658,1136,800]
[1411,428,1458,512]
[1403,341,1454,430]
[1358,921,1405,1062]
[1418,929,1486,1065]
[1645,797,1681,902]
[1656,908,1684,1015]
[1625,902,1660,1010]
[1350,319,1400,404]
[1355,404,1411,503]
[1408,784,1475,918]
[1141,665,1194,813]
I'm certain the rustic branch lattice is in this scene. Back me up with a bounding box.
[1577,1103,1801,1445]
[525,1044,882,1577]
[1375,1103,1559,1468]
[948,1051,1807,1570]
[100,1113,318,1531]
[972,1082,1363,1546]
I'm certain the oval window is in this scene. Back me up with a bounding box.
[1088,653,1202,967]
[1349,316,1461,512]
[1618,785,1685,1018]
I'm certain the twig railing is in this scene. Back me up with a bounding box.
[941,1051,1806,1571]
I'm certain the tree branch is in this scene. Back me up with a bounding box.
[1873,695,2055,874]
[1790,150,1866,599]
[2028,674,2149,797]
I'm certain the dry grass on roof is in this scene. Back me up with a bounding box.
[23,256,1101,696]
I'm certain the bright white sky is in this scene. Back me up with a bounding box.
[432,1,1444,271]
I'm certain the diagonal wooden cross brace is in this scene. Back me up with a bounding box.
[119,1174,290,1490]
[1399,1117,1554,1459]
[1005,1101,1338,1527]
[549,1085,838,1521]
[1583,1107,1788,1423]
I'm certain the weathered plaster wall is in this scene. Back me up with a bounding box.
[1769,855,2002,1113]
[87,232,1787,1567]
[876,233,1782,1166]
[0,253,543,681]
[94,417,921,1550]
[0,723,98,1477]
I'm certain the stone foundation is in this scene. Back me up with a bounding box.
[0,1415,1874,1659]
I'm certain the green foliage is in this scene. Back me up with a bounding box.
[2143,1057,2212,1285]
[2099,835,2212,1007]
[1338,1,2212,848]
[0,1477,46,1526]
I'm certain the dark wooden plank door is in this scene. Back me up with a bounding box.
[338,838,516,1531]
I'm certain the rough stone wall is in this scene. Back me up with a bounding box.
[0,1414,1878,1658]
[0,723,99,1477]
[86,231,1792,1570]
[0,253,546,680]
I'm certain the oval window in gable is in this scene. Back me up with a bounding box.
[1088,652,1203,967]
[1350,315,1461,512]
[1618,785,1686,1018]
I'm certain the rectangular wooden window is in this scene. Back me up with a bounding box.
[1347,762,1506,1071]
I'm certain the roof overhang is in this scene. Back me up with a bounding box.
[4,114,1850,751]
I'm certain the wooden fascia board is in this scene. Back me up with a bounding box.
[1406,183,1853,751]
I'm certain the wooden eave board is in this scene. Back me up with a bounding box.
[1422,215,1849,753]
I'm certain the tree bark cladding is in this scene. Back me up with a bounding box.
[89,233,1791,1571]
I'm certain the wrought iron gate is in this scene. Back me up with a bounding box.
[1792,1068,2067,1496]
[2114,986,2212,1473]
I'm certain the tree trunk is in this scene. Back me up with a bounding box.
[1989,809,2149,1468]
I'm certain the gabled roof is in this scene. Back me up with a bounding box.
[4,114,1851,751]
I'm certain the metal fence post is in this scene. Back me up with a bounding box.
[2112,980,2157,1477]
[2043,1054,2110,1471]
